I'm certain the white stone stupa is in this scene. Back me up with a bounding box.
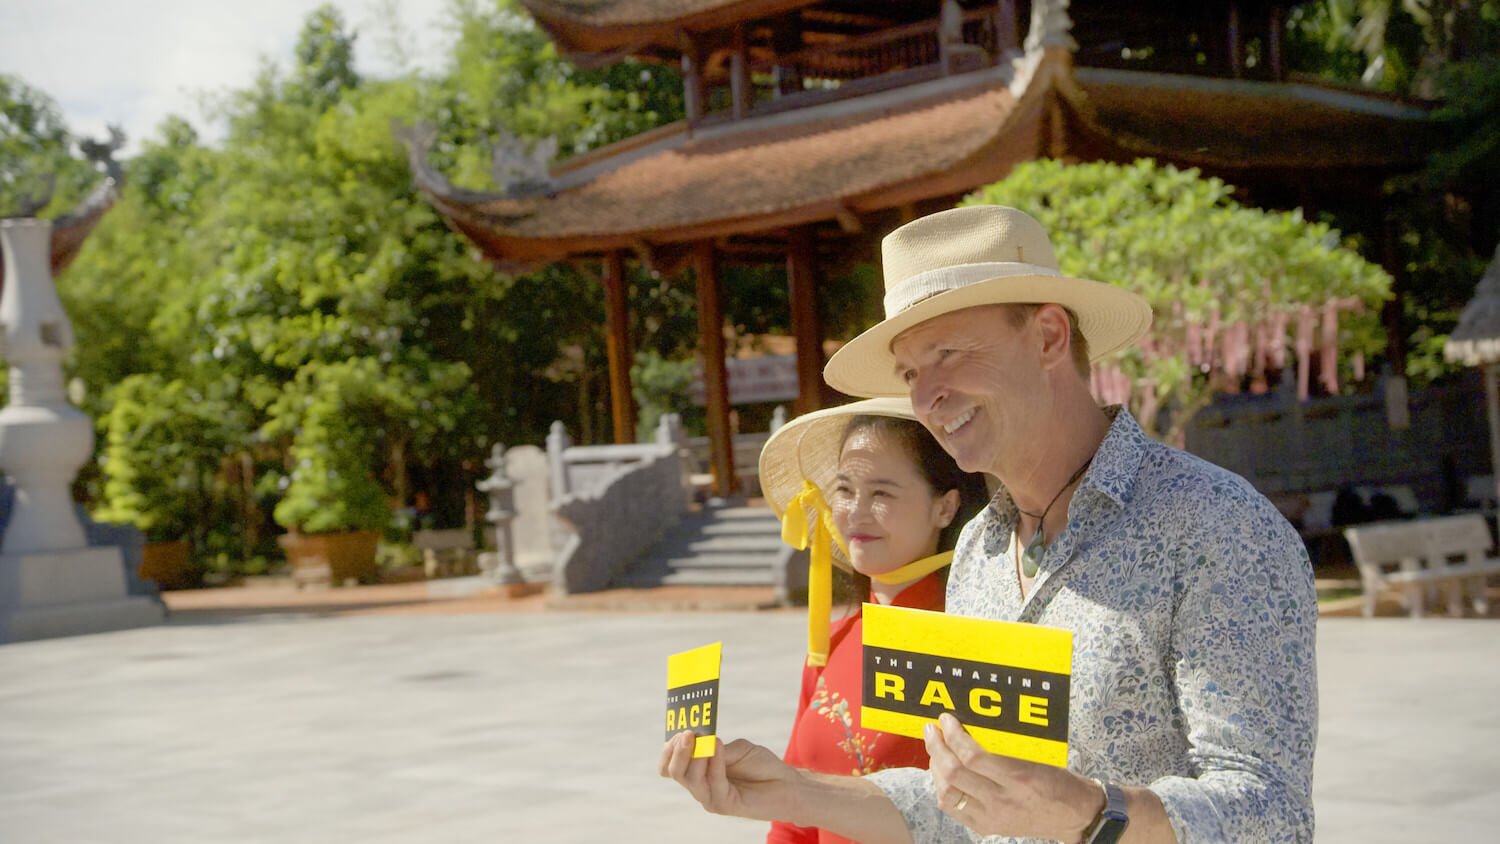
[0,217,164,643]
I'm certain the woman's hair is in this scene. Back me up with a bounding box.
[831,414,990,606]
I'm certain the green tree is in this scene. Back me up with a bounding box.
[59,115,219,416]
[1290,2,1500,382]
[965,159,1393,444]
[415,0,692,444]
[93,375,241,549]
[33,0,741,568]
[1290,0,1499,94]
[0,74,98,217]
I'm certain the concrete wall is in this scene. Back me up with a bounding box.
[1185,373,1489,512]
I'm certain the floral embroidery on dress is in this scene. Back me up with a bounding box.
[809,674,882,775]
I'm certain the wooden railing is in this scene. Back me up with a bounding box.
[775,7,1004,88]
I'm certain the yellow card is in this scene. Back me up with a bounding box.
[861,604,1073,767]
[665,641,722,758]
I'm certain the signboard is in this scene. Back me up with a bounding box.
[689,355,799,406]
[861,604,1073,767]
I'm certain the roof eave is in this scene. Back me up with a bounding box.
[520,0,820,58]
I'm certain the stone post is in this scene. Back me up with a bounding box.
[0,220,89,553]
[770,405,788,434]
[476,443,529,595]
[656,412,693,507]
[1026,0,1077,53]
[546,420,572,501]
[0,219,163,642]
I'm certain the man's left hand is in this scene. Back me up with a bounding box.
[924,713,1103,841]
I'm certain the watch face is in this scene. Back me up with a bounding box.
[1089,816,1128,844]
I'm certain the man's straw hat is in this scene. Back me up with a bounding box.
[823,205,1153,397]
[758,396,917,571]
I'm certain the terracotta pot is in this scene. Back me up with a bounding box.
[139,539,195,590]
[277,530,380,587]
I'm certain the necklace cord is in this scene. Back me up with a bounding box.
[1016,454,1094,528]
[1016,454,1091,579]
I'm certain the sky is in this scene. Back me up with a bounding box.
[1,0,455,155]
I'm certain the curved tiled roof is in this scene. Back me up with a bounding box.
[410,60,1045,262]
[486,86,1011,238]
[407,50,1434,264]
[1069,68,1437,171]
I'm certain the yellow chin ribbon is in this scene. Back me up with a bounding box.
[781,482,956,667]
[870,550,954,585]
[781,481,848,667]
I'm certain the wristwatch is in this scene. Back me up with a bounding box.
[1081,778,1129,844]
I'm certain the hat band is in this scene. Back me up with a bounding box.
[884,261,1060,318]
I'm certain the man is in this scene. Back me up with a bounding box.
[661,205,1317,843]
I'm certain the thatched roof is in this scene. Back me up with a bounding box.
[1445,245,1500,366]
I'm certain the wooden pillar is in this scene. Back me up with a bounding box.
[602,250,637,444]
[682,39,705,123]
[1046,95,1068,160]
[1268,5,1285,81]
[993,0,1020,57]
[787,226,824,417]
[1380,215,1407,376]
[1486,365,1500,504]
[772,19,802,97]
[730,25,752,120]
[1228,2,1244,79]
[939,0,961,74]
[694,242,737,497]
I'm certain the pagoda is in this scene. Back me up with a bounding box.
[402,0,1435,496]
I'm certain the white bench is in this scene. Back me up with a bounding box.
[1343,514,1500,617]
[413,528,477,578]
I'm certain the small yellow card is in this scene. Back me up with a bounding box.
[665,641,722,758]
[861,604,1073,767]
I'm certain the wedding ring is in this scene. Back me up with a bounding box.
[954,793,970,812]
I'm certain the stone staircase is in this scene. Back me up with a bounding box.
[616,499,786,588]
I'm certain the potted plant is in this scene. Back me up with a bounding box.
[268,372,390,586]
[94,375,226,590]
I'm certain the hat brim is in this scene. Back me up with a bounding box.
[758,397,918,572]
[823,274,1153,398]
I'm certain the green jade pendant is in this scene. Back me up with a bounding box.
[1016,454,1093,580]
[1021,531,1045,578]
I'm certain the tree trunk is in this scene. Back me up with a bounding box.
[390,435,411,520]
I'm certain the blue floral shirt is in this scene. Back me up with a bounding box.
[867,408,1317,843]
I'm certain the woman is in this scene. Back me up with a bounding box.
[759,397,990,844]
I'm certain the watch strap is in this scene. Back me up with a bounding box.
[1081,778,1129,844]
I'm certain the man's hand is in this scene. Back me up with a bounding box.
[924,713,1102,841]
[658,730,800,822]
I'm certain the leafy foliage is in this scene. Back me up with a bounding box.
[1291,2,1500,382]
[632,350,699,439]
[93,375,240,543]
[263,360,402,534]
[1288,1,1498,91]
[50,1,680,565]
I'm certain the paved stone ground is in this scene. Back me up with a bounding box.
[1,608,1497,843]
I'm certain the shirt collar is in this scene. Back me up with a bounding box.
[984,405,1145,522]
[1082,405,1147,511]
